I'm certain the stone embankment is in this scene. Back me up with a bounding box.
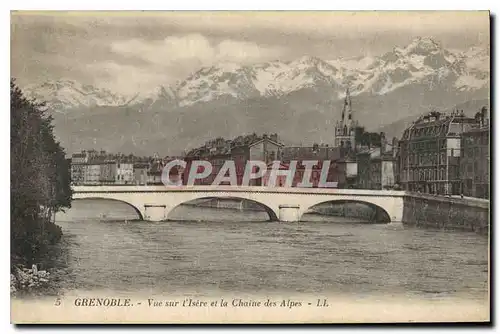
[10,265,52,296]
[403,193,489,234]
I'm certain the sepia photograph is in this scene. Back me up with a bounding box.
[10,10,490,324]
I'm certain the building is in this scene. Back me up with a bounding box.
[70,152,89,184]
[280,86,364,189]
[70,150,163,185]
[356,149,372,189]
[115,161,134,184]
[183,133,284,186]
[336,152,358,189]
[334,88,357,149]
[262,162,290,187]
[460,107,490,199]
[71,150,111,184]
[133,162,150,185]
[163,157,185,185]
[262,161,333,188]
[379,148,397,190]
[356,135,397,190]
[148,160,164,184]
[84,163,101,184]
[280,144,343,187]
[398,110,478,195]
[99,160,117,184]
[392,137,401,187]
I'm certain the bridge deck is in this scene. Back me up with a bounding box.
[72,185,406,197]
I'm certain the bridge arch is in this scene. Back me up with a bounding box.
[72,197,144,221]
[166,196,279,221]
[302,199,392,223]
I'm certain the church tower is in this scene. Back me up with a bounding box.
[334,87,357,149]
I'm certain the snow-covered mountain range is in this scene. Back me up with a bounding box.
[24,79,140,111]
[21,37,490,156]
[24,37,489,111]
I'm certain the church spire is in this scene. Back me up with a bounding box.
[334,87,356,149]
[345,87,352,124]
[340,87,353,126]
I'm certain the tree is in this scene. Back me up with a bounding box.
[11,79,72,266]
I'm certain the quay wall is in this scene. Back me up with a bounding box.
[402,193,489,234]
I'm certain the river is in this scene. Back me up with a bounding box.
[49,199,488,302]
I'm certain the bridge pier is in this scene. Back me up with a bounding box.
[144,204,166,222]
[278,204,301,222]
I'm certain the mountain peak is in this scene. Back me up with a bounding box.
[26,37,488,111]
[403,36,441,55]
[294,55,326,67]
[23,79,134,111]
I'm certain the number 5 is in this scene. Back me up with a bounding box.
[54,298,61,306]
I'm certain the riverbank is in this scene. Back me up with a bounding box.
[10,265,53,297]
[10,235,71,298]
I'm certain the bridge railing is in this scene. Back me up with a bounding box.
[72,184,408,197]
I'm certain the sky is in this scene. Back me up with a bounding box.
[11,11,490,96]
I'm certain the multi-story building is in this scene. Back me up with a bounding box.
[280,144,343,187]
[336,152,359,189]
[116,161,134,184]
[84,163,101,184]
[70,150,161,185]
[356,135,397,190]
[148,160,164,184]
[99,160,117,184]
[162,157,185,185]
[262,160,338,188]
[460,107,490,199]
[262,162,290,187]
[70,152,89,184]
[398,110,478,195]
[133,162,150,185]
[356,149,372,189]
[183,133,284,186]
[71,150,110,184]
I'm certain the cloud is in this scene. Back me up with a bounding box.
[11,12,489,97]
[216,39,279,62]
[86,61,168,96]
[94,34,286,94]
[24,11,487,40]
[110,34,285,68]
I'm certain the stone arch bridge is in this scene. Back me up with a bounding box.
[72,185,405,223]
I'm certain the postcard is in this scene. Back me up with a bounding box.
[10,10,490,324]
